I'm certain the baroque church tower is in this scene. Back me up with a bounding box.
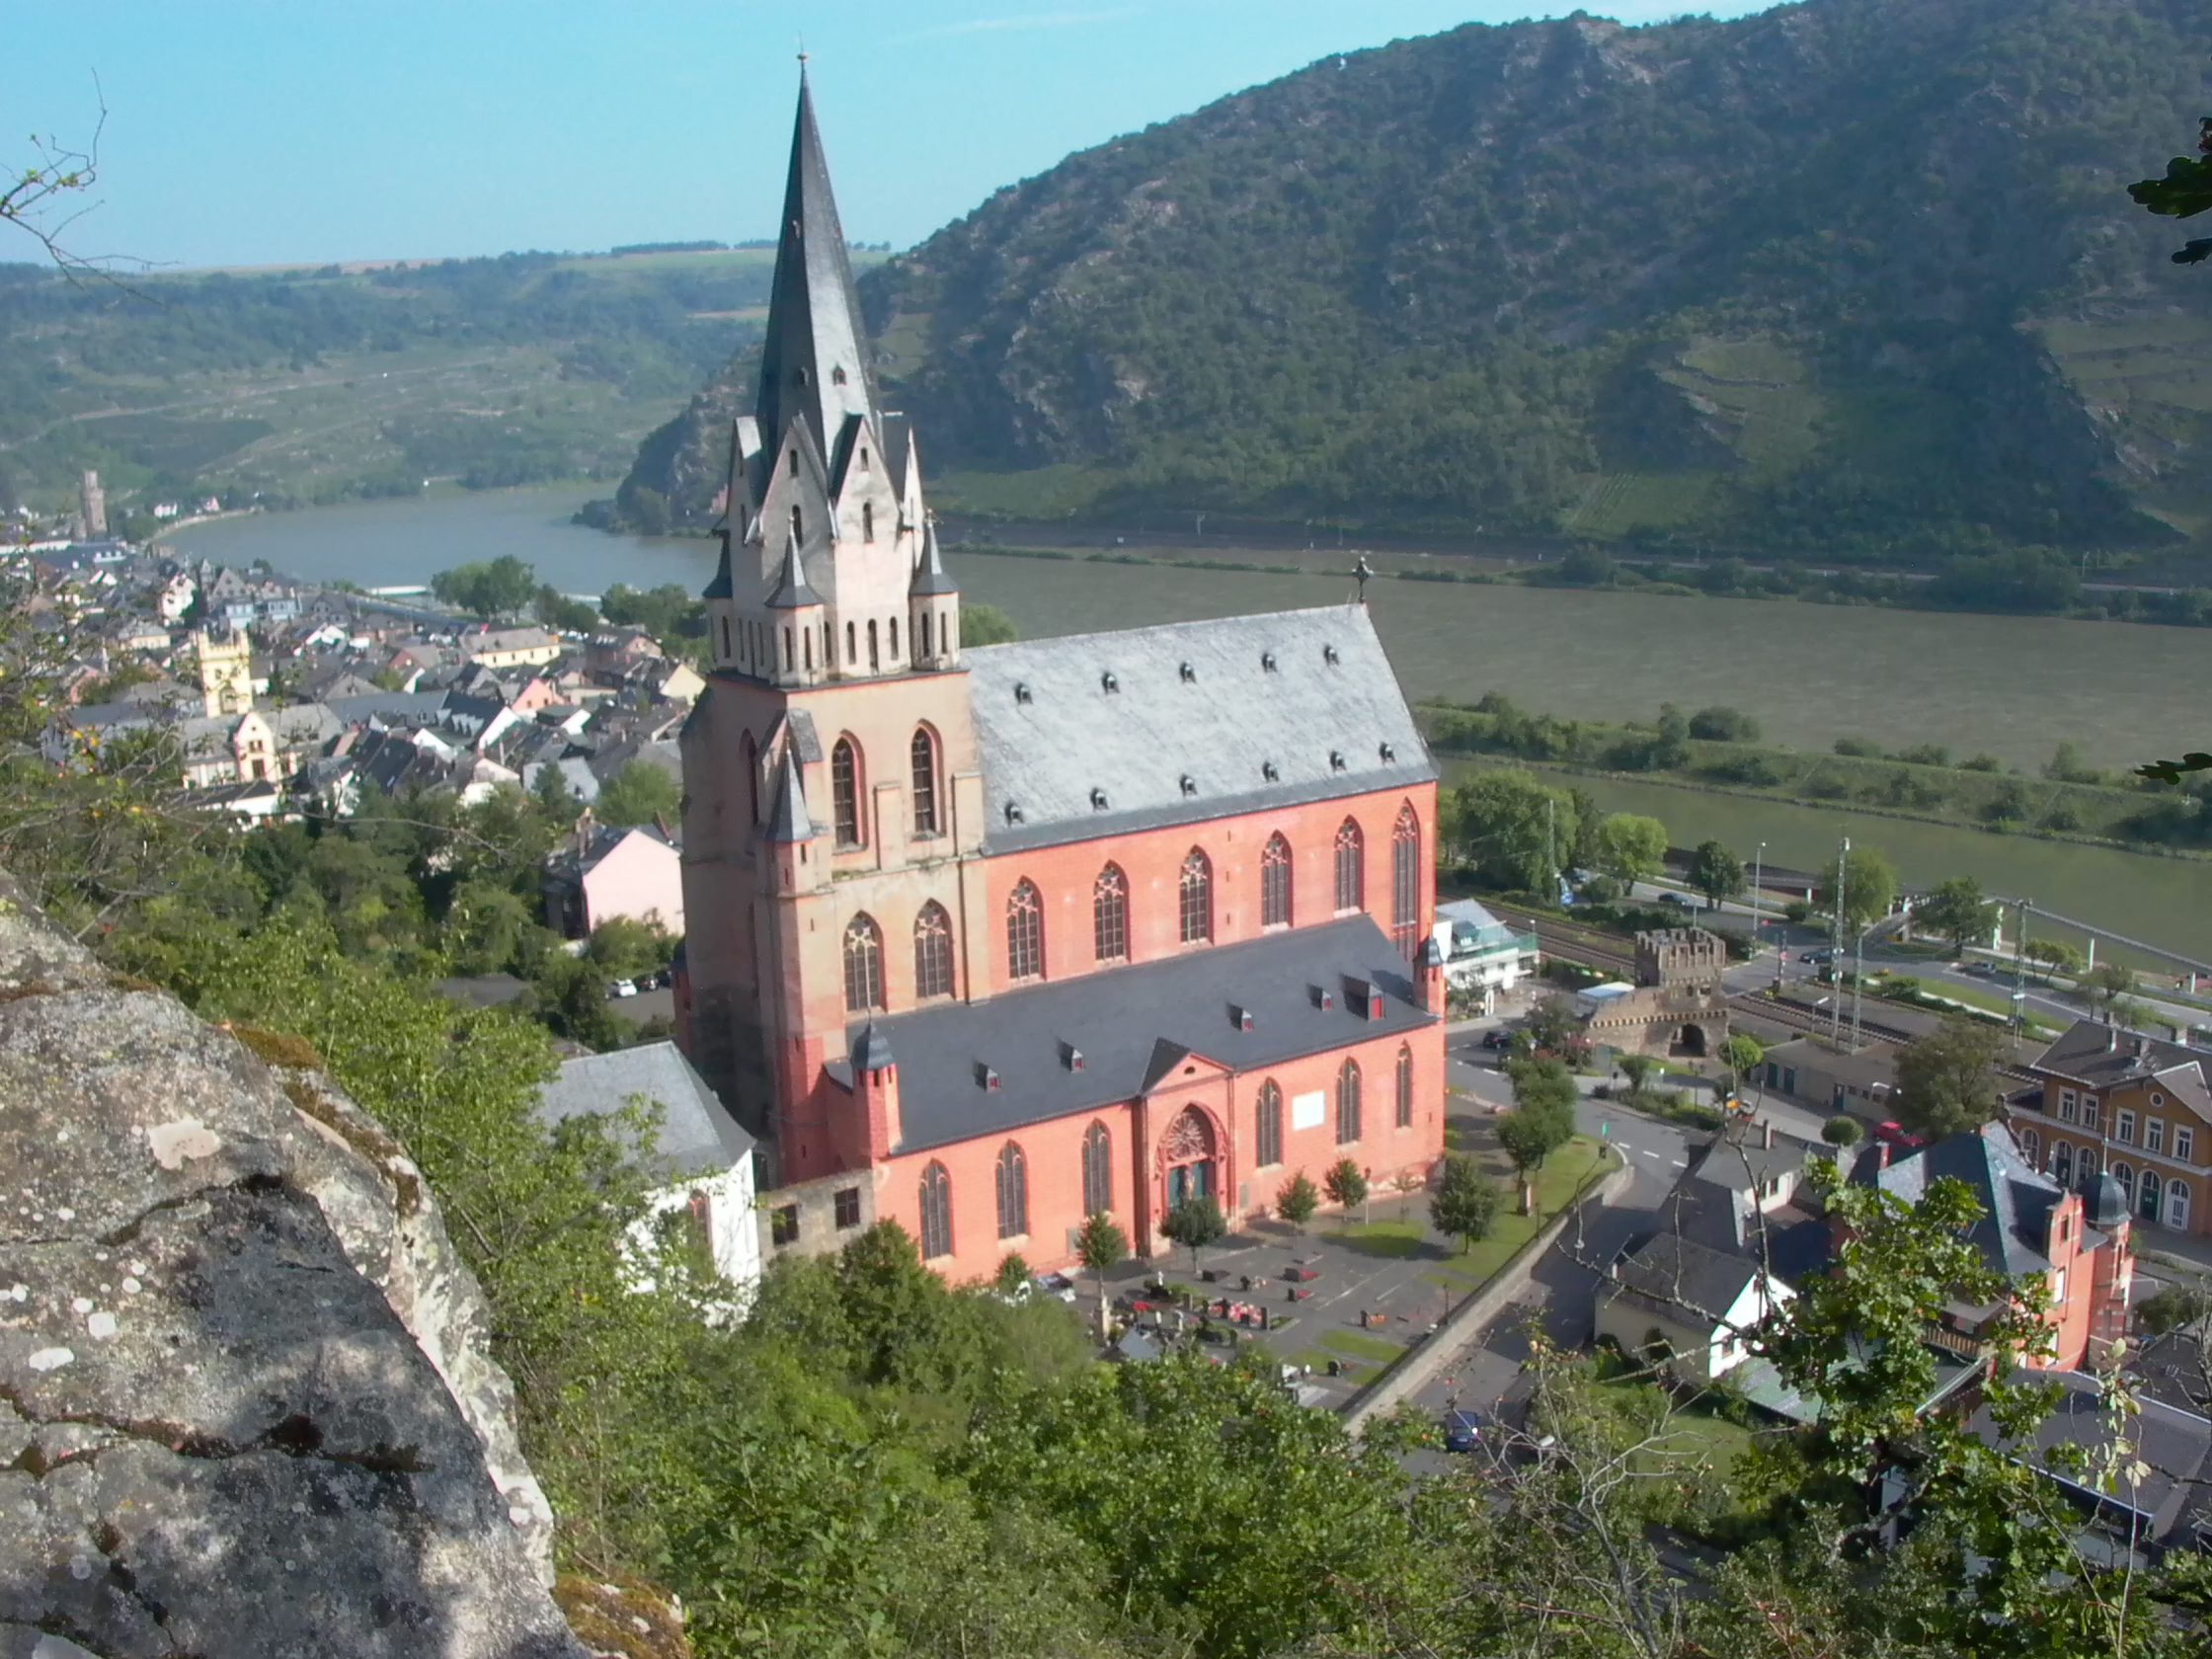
[682,76,979,1164]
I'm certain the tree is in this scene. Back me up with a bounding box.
[2135,1279,2211,1336]
[993,1252,1032,1297]
[1275,1170,1319,1231]
[1075,1211,1127,1340]
[1617,1052,1659,1100]
[1429,1153,1501,1252]
[1816,844,1897,937]
[1450,769,1583,892]
[594,759,680,828]
[1497,1061,1576,1212]
[1821,1113,1862,1146]
[1718,1033,1764,1097]
[2085,961,2138,1016]
[1595,813,1668,887]
[1893,1015,2004,1138]
[1687,705,1760,743]
[1159,1196,1225,1274]
[2025,937,2087,978]
[1323,1157,1369,1224]
[960,602,1019,646]
[1914,876,1998,956]
[430,555,538,618]
[533,584,598,633]
[1686,839,1744,908]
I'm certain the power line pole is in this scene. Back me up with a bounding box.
[1830,835,1849,1047]
[2012,897,2033,1041]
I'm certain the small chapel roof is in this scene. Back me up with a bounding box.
[852,913,1434,1153]
[966,604,1433,854]
[909,518,958,597]
[766,746,816,842]
[765,533,822,610]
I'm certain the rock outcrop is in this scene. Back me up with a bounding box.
[0,873,588,1658]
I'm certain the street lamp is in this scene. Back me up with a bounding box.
[1751,842,1766,945]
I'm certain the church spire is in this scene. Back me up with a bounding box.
[756,73,878,458]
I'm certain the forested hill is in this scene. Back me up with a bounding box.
[619,0,2212,562]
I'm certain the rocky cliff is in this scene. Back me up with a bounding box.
[0,872,590,1658]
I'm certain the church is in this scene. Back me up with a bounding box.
[675,78,1447,1283]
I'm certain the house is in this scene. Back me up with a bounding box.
[545,818,683,938]
[533,1041,761,1303]
[674,79,1445,1278]
[1430,898,1540,1013]
[1751,1035,1901,1123]
[2008,1018,2212,1237]
[457,626,560,670]
[1852,1121,2133,1373]
[156,571,197,622]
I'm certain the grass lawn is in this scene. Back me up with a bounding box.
[1333,1218,1427,1258]
[1420,1134,1613,1291]
[1319,1329,1407,1364]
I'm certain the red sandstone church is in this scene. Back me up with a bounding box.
[674,81,1447,1283]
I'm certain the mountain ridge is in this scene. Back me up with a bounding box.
[615,0,2212,562]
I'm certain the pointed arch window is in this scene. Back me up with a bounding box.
[1261,832,1293,928]
[1093,864,1129,963]
[1336,1058,1362,1145]
[1395,1044,1414,1129]
[918,1162,953,1260]
[995,1142,1029,1239]
[1080,1121,1112,1217]
[830,738,863,847]
[910,728,939,837]
[1007,879,1044,982]
[913,903,953,1000]
[862,502,875,542]
[868,619,880,672]
[842,914,884,1013]
[1334,819,1364,912]
[741,733,758,827]
[1178,848,1213,945]
[1255,1079,1283,1168]
[1391,804,1421,959]
[790,504,802,540]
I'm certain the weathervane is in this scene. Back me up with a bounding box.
[1353,554,1374,604]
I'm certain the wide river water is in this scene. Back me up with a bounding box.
[174,485,2212,961]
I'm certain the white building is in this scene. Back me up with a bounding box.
[1431,899,1540,1012]
[533,1041,761,1309]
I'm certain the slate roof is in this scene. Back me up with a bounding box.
[1970,1372,2212,1552]
[909,519,957,596]
[534,1040,754,1181]
[859,913,1434,1155]
[325,691,450,729]
[766,746,816,843]
[966,605,1433,855]
[2034,1018,2212,1108]
[766,533,822,609]
[1610,1232,1761,1323]
[1866,1121,2059,1280]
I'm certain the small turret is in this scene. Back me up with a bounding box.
[764,532,828,687]
[908,515,960,670]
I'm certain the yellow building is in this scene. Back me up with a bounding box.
[196,627,253,718]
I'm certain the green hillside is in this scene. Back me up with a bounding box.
[616,0,2212,564]
[0,247,875,524]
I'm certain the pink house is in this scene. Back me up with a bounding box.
[545,819,684,938]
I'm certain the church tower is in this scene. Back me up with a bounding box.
[197,626,252,718]
[681,74,982,1162]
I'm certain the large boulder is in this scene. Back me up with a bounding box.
[0,873,588,1658]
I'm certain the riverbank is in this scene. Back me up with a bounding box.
[1419,699,2206,860]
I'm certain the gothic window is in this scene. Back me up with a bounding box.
[1160,1108,1216,1211]
[788,448,798,478]
[1395,1044,1414,1129]
[889,617,899,659]
[1336,1059,1362,1145]
[832,365,848,386]
[830,738,863,847]
[741,733,757,826]
[1261,832,1292,928]
[910,728,939,836]
[1007,879,1044,982]
[1093,864,1129,963]
[995,1142,1029,1239]
[920,611,932,659]
[1081,1121,1112,1217]
[842,913,884,1013]
[1255,1079,1283,1167]
[1391,804,1421,959]
[1179,848,1213,945]
[862,502,874,542]
[791,504,802,540]
[913,903,953,1000]
[868,619,880,672]
[918,1162,952,1260]
[718,616,731,660]
[846,621,857,666]
[1334,818,1364,912]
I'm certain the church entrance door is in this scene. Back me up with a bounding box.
[1160,1106,1217,1213]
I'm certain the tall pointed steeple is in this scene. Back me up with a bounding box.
[756,73,879,457]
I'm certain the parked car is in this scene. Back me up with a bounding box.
[608,978,639,999]
[1660,892,1693,908]
[1871,1121,1926,1150]
[1443,1410,1483,1453]
[1962,960,1999,979]
[1480,1029,1512,1050]
[1801,949,1835,964]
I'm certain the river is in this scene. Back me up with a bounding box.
[173,485,2212,961]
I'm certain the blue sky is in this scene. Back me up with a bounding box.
[11,1,1774,269]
